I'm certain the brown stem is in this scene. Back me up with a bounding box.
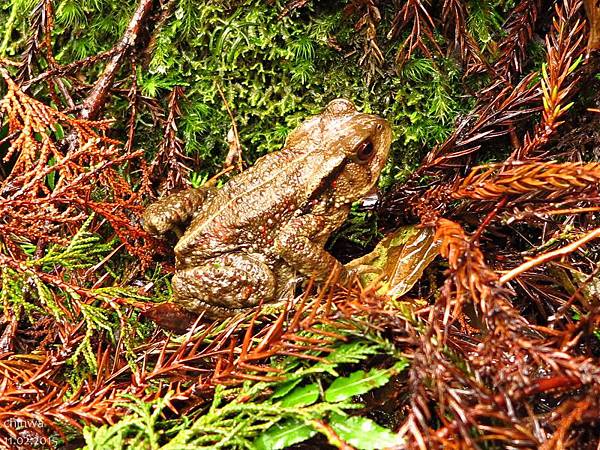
[22,49,117,92]
[472,196,508,241]
[500,226,600,283]
[79,0,156,120]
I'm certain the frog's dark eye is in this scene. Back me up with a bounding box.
[356,140,375,162]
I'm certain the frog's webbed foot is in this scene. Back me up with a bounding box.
[172,253,276,318]
[142,187,213,237]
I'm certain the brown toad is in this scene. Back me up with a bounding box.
[142,99,392,317]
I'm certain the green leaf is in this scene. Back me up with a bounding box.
[253,420,316,450]
[323,341,382,366]
[541,62,549,82]
[329,414,404,450]
[272,378,303,399]
[47,170,56,190]
[568,55,583,75]
[325,368,390,403]
[280,383,320,408]
[392,359,410,373]
[53,123,64,139]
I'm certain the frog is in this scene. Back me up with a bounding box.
[142,99,392,318]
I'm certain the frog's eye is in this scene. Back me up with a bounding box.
[356,139,375,162]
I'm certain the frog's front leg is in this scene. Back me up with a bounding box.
[172,253,276,317]
[142,187,213,237]
[274,208,350,283]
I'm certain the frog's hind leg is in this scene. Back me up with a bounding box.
[172,253,276,318]
[142,187,214,237]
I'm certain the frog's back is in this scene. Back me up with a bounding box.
[174,147,317,258]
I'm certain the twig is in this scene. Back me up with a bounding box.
[500,227,600,283]
[79,0,156,120]
[22,49,117,91]
[216,83,243,172]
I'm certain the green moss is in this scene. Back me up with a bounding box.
[1,0,484,184]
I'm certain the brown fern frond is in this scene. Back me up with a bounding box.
[207,272,418,384]
[434,218,511,321]
[21,49,118,93]
[0,70,117,182]
[388,0,442,67]
[146,86,193,195]
[398,301,538,448]
[514,0,587,159]
[0,70,155,264]
[279,0,311,18]
[378,72,542,228]
[17,0,50,82]
[402,0,585,177]
[344,0,384,78]
[441,0,489,74]
[400,216,600,447]
[492,0,541,81]
[422,73,540,170]
[212,283,342,383]
[453,161,600,201]
[541,396,600,449]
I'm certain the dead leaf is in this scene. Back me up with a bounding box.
[346,225,440,299]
